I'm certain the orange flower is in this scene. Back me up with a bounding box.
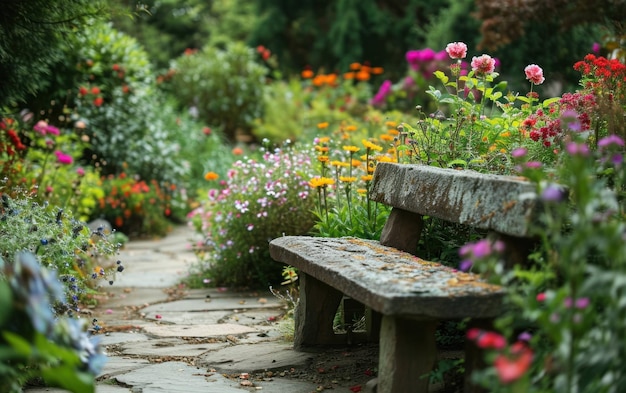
[301,69,314,79]
[371,67,384,74]
[312,75,326,86]
[317,123,330,130]
[204,171,219,181]
[232,147,244,155]
[317,155,330,163]
[345,125,358,132]
[355,70,370,81]
[343,72,355,80]
[349,62,361,70]
[379,134,394,142]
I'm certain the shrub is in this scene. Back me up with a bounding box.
[70,21,187,186]
[187,144,316,287]
[169,41,268,141]
[0,192,121,315]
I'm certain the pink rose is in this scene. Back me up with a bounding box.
[524,64,545,85]
[445,42,468,59]
[471,54,496,76]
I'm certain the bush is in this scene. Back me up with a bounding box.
[187,145,316,287]
[169,41,268,141]
[0,192,121,315]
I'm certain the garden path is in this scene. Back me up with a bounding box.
[24,225,378,393]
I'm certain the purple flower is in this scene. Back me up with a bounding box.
[511,147,527,159]
[517,332,532,342]
[525,161,542,169]
[459,259,473,272]
[541,185,566,202]
[565,142,590,157]
[598,135,625,149]
[592,42,601,54]
[575,297,590,309]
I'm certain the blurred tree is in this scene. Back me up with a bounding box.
[474,0,625,52]
[109,0,257,71]
[0,0,108,109]
[249,0,444,79]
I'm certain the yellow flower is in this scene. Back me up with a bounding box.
[309,177,334,188]
[339,176,357,183]
[315,145,330,153]
[385,121,397,128]
[351,159,362,167]
[501,131,511,138]
[361,175,373,182]
[345,125,358,132]
[377,156,394,163]
[356,188,368,195]
[379,134,394,142]
[362,139,383,151]
[204,171,219,181]
[317,155,330,163]
[318,136,330,143]
[342,145,360,153]
[331,160,349,167]
[317,122,330,129]
[387,128,400,136]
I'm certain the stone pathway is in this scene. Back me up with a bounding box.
[25,225,375,393]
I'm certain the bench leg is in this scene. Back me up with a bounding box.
[293,273,343,349]
[378,316,437,393]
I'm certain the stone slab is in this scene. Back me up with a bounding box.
[143,310,230,325]
[141,297,280,313]
[197,341,313,373]
[98,356,151,378]
[113,361,245,393]
[142,323,256,338]
[99,332,151,346]
[25,385,133,393]
[120,338,227,357]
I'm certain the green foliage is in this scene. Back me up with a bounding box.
[0,192,121,314]
[169,42,268,141]
[0,0,108,108]
[69,21,186,185]
[187,145,317,287]
[1,252,106,393]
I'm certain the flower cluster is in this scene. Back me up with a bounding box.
[187,146,317,287]
[95,173,175,237]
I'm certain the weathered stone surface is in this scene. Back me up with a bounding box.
[270,236,503,319]
[369,162,539,237]
[142,323,256,338]
[196,341,313,372]
[113,361,244,392]
[120,338,226,357]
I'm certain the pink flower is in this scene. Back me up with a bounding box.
[471,54,496,76]
[536,292,546,302]
[524,64,545,85]
[445,42,468,59]
[511,147,528,158]
[55,150,73,165]
[76,167,85,176]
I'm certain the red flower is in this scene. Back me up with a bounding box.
[112,64,120,71]
[349,385,362,392]
[494,342,533,384]
[94,97,104,107]
[79,86,89,96]
[91,86,101,95]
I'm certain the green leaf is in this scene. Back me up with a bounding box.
[434,71,448,84]
[541,97,560,107]
[2,332,32,356]
[447,159,467,168]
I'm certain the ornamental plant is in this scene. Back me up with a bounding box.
[1,252,106,393]
[307,120,397,240]
[0,191,121,315]
[187,144,317,287]
[454,54,626,391]
[93,173,175,238]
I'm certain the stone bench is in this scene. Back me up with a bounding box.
[269,162,540,393]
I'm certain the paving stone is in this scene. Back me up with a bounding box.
[141,297,281,314]
[98,356,151,378]
[196,341,313,373]
[98,287,172,308]
[99,332,151,346]
[120,338,227,357]
[142,323,256,338]
[142,310,229,325]
[113,361,246,393]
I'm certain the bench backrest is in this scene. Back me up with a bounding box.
[369,162,541,263]
[370,163,539,237]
